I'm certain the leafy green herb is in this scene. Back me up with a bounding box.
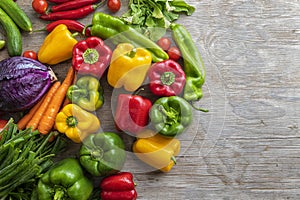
[122,0,195,41]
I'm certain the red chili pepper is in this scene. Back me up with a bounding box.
[72,36,112,78]
[51,0,101,12]
[47,0,72,3]
[45,19,91,36]
[100,172,137,200]
[39,3,101,21]
[114,92,152,135]
[148,59,186,97]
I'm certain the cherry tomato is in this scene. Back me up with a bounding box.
[32,0,48,14]
[157,37,171,51]
[0,119,7,131]
[167,46,181,61]
[22,50,38,60]
[107,0,121,13]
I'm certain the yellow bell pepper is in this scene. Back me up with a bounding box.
[107,43,152,91]
[55,104,100,143]
[38,24,78,65]
[132,129,180,172]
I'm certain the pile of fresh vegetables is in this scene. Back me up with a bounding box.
[0,0,207,199]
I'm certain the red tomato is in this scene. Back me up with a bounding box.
[0,119,7,131]
[107,0,121,13]
[22,50,38,60]
[157,37,171,51]
[167,46,181,61]
[32,0,48,14]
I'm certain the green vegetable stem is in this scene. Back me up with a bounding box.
[0,119,66,199]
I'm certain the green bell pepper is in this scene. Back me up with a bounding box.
[67,75,104,111]
[79,132,126,177]
[149,96,193,137]
[37,158,93,200]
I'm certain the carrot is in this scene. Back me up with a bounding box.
[38,67,75,135]
[61,71,77,107]
[26,81,61,130]
[17,96,45,130]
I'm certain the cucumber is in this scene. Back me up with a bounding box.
[0,8,22,56]
[0,0,32,32]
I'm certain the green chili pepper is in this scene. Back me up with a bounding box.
[66,75,104,111]
[90,12,169,62]
[170,23,206,102]
[149,96,193,137]
[37,158,93,200]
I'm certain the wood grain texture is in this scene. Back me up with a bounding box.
[1,0,300,199]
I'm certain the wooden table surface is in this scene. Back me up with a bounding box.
[1,0,300,199]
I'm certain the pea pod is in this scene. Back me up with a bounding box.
[90,12,169,62]
[170,23,206,102]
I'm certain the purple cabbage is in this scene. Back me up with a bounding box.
[0,56,52,112]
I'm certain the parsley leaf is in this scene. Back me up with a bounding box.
[121,0,195,41]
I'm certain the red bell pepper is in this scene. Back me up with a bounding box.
[72,36,112,78]
[100,172,137,200]
[148,59,186,97]
[114,93,152,135]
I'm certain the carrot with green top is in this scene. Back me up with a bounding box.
[26,81,61,130]
[38,67,75,135]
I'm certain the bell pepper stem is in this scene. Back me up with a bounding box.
[54,189,65,200]
[71,32,79,38]
[158,105,178,122]
[126,48,137,58]
[160,72,175,86]
[132,87,145,96]
[171,156,177,165]
[66,116,78,128]
[91,149,104,160]
[83,48,99,64]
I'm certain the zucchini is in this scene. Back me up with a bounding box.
[0,0,32,32]
[0,8,22,56]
